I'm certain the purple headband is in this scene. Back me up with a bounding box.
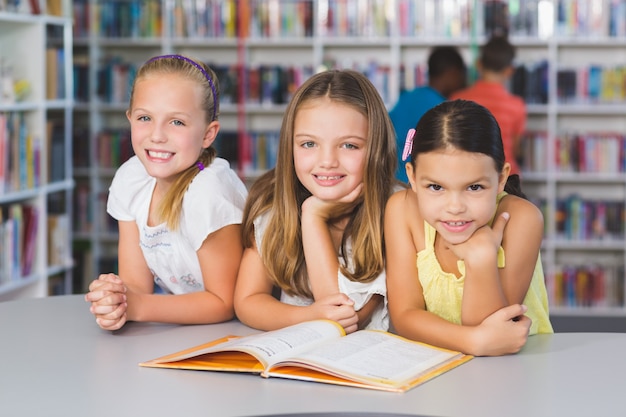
[146,54,218,120]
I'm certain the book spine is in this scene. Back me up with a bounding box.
[48,213,69,266]
[49,122,65,183]
[549,263,625,308]
[18,115,27,189]
[556,195,625,240]
[0,211,5,284]
[0,113,6,195]
[98,58,137,103]
[9,204,23,280]
[95,0,162,38]
[1,113,37,191]
[554,131,626,174]
[1,212,15,281]
[72,0,89,37]
[21,205,38,276]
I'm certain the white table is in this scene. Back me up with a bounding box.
[1,295,624,417]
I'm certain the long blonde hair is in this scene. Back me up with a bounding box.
[128,55,220,229]
[242,69,397,298]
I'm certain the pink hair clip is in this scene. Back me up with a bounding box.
[196,161,205,171]
[402,128,416,161]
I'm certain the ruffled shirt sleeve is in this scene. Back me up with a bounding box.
[107,156,154,222]
[180,158,248,251]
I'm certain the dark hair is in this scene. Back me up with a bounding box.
[409,99,525,198]
[480,35,516,72]
[428,46,467,80]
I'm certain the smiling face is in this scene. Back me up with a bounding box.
[407,147,508,245]
[292,97,368,202]
[126,72,214,188]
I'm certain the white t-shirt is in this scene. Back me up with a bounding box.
[254,212,389,331]
[107,156,248,295]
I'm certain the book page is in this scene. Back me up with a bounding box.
[141,320,345,370]
[267,330,469,389]
[210,319,345,368]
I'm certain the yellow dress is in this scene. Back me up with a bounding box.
[416,193,553,335]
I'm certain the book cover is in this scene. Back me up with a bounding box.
[29,0,41,14]
[47,213,68,266]
[21,205,38,276]
[46,0,62,16]
[557,68,577,103]
[47,122,65,183]
[46,47,59,100]
[1,210,15,282]
[9,204,23,280]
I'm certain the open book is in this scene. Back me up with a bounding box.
[140,320,472,392]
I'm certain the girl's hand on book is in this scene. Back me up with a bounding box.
[311,293,359,334]
[85,273,128,330]
[471,304,531,356]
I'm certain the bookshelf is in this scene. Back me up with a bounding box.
[522,34,626,326]
[0,0,74,301]
[71,0,626,328]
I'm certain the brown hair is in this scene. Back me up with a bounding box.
[242,69,397,297]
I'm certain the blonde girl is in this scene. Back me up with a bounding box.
[85,55,248,330]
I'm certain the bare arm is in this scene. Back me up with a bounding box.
[300,207,383,330]
[384,190,530,356]
[452,213,509,325]
[454,196,543,325]
[87,221,242,329]
[301,207,341,298]
[125,224,242,324]
[117,220,155,293]
[498,197,545,305]
[84,219,153,330]
[301,184,363,299]
[234,245,358,333]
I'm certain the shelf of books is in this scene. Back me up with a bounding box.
[520,0,626,318]
[70,0,626,318]
[0,0,74,301]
